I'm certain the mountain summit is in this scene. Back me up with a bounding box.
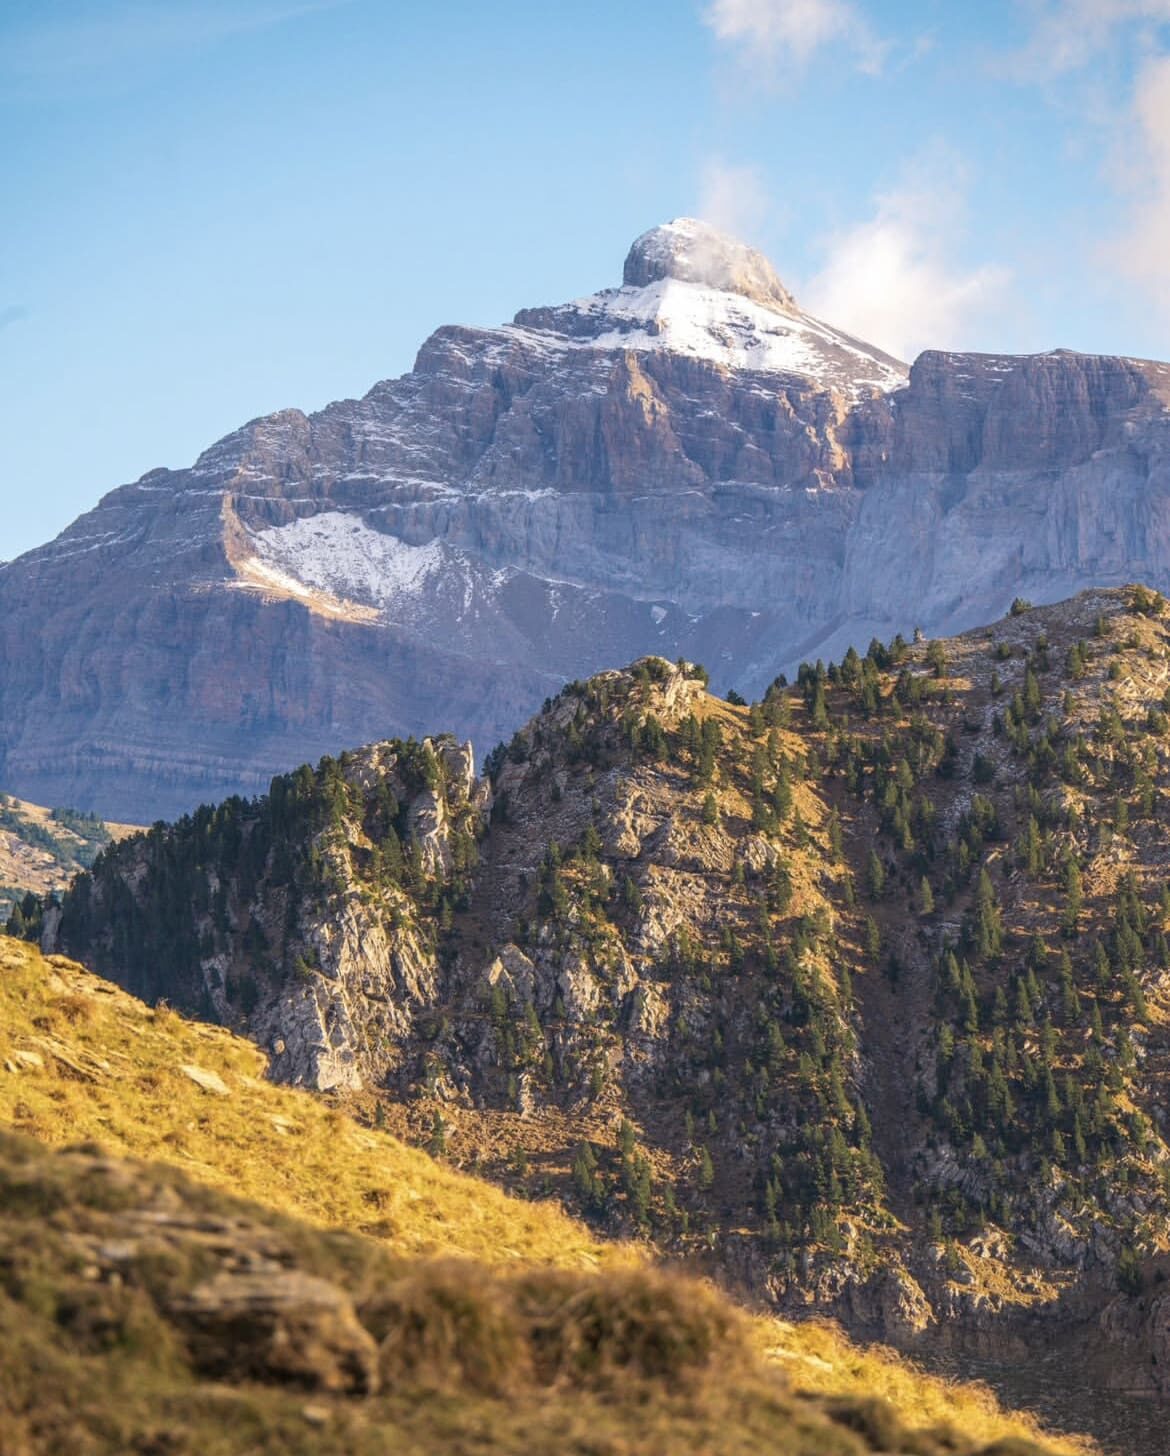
[510,218,905,395]
[3,222,1170,819]
[622,217,798,305]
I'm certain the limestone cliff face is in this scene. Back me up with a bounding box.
[5,219,1170,820]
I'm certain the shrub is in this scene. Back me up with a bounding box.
[515,1267,746,1390]
[364,1263,530,1393]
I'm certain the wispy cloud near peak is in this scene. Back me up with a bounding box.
[804,151,1011,361]
[1102,51,1170,317]
[697,159,776,243]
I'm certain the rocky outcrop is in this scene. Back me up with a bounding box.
[5,221,1170,820]
[620,218,798,309]
[174,1270,380,1394]
[51,735,484,1092]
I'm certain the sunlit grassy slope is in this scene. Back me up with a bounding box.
[0,935,623,1268]
[0,936,1086,1454]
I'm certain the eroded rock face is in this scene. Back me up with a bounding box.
[45,610,1170,1372]
[5,222,1170,825]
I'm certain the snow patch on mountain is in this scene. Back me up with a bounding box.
[508,277,907,397]
[247,512,443,610]
[595,280,903,390]
[488,216,909,398]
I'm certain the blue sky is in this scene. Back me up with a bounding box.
[3,0,1170,560]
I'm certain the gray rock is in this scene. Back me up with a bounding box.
[172,1270,380,1394]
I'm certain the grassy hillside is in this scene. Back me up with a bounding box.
[0,1127,1068,1456]
[0,935,1083,1455]
[0,935,619,1268]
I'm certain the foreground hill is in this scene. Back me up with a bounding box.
[6,220,1170,818]
[0,937,1074,1455]
[38,586,1170,1437]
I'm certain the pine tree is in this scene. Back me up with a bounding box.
[865,917,882,962]
[992,984,1009,1025]
[973,869,1003,960]
[1019,815,1042,876]
[1044,1066,1062,1122]
[1094,941,1111,990]
[572,1142,601,1208]
[1058,949,1080,1024]
[810,680,830,730]
[427,1112,448,1158]
[867,849,886,900]
[827,809,843,862]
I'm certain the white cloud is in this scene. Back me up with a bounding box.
[702,0,886,75]
[1104,53,1170,315]
[804,156,1011,361]
[1009,0,1170,77]
[1007,5,1170,319]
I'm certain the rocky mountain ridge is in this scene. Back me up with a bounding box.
[6,221,1170,819]
[36,586,1170,1433]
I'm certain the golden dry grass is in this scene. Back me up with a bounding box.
[0,935,1089,1453]
[0,1128,1077,1456]
[0,936,628,1269]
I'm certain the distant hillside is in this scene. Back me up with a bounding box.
[36,585,1170,1454]
[0,937,1076,1456]
[0,793,138,923]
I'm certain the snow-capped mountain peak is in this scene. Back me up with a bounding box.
[621,217,797,312]
[508,219,907,397]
